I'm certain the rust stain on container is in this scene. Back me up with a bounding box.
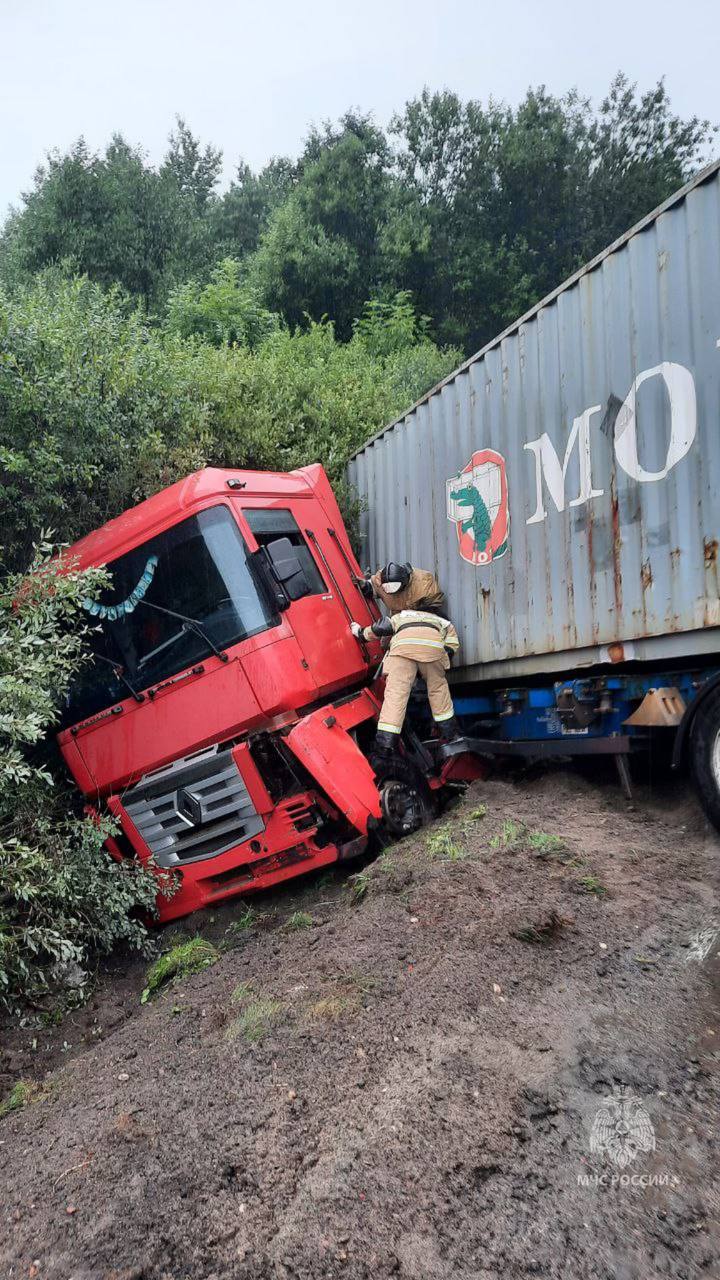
[610,488,623,616]
[704,538,719,567]
[641,561,654,591]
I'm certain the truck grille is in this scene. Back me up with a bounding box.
[122,745,264,867]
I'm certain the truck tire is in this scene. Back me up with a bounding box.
[690,686,720,831]
[371,755,432,840]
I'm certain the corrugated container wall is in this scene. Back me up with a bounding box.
[348,161,720,682]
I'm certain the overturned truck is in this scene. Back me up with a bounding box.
[58,465,481,922]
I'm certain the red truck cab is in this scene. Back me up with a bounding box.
[58,464,387,921]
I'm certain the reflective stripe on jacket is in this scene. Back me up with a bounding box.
[362,609,459,666]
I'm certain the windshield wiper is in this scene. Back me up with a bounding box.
[136,599,230,663]
[90,651,145,703]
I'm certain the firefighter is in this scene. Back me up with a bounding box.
[350,609,461,753]
[358,562,446,616]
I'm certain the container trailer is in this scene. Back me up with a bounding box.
[348,159,720,826]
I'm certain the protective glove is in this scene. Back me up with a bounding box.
[350,621,364,639]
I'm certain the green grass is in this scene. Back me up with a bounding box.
[228,983,283,1043]
[578,874,607,896]
[0,1080,42,1120]
[527,831,568,859]
[490,820,571,861]
[349,870,372,901]
[38,1008,64,1027]
[285,910,313,931]
[308,972,376,1022]
[231,981,254,1004]
[222,906,261,948]
[468,805,487,821]
[490,818,526,852]
[141,937,219,1003]
[426,825,468,861]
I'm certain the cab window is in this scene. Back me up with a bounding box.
[244,509,326,598]
[62,505,277,724]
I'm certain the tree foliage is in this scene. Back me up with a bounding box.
[0,271,459,573]
[1,76,713,348]
[165,257,280,348]
[0,548,160,1011]
[389,75,713,347]
[0,131,217,309]
[0,270,209,572]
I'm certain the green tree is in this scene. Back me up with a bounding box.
[1,79,713,346]
[210,156,296,260]
[587,74,713,248]
[1,128,218,309]
[161,116,223,211]
[0,271,458,571]
[389,77,713,350]
[0,270,208,571]
[249,195,360,334]
[250,113,395,337]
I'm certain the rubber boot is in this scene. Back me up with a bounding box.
[438,715,461,743]
[374,729,398,756]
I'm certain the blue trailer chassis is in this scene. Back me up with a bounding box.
[452,668,713,748]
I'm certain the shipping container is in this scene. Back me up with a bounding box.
[349,159,720,684]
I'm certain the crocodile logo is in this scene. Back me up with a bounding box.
[447,449,509,566]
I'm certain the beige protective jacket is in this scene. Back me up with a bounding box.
[370,567,445,616]
[362,609,460,670]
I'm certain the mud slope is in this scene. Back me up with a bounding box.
[1,768,719,1280]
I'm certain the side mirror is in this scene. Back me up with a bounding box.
[264,536,311,601]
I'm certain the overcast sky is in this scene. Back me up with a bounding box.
[1,0,718,217]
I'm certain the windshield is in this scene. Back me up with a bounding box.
[63,505,277,725]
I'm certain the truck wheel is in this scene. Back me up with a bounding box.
[372,756,432,839]
[690,687,720,831]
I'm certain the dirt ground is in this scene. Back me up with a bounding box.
[1,762,719,1280]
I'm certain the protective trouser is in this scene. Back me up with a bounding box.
[377,654,455,736]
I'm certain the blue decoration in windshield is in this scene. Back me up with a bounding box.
[83,554,159,621]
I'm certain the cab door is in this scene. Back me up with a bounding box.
[239,503,371,698]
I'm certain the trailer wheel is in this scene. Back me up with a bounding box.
[690,686,720,831]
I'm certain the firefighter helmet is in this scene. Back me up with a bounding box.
[380,562,411,594]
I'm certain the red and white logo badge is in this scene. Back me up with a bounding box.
[446,449,509,566]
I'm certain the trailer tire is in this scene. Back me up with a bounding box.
[690,686,720,831]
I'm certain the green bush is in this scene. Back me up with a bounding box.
[165,257,279,349]
[0,272,459,573]
[0,548,160,1011]
[0,271,209,573]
